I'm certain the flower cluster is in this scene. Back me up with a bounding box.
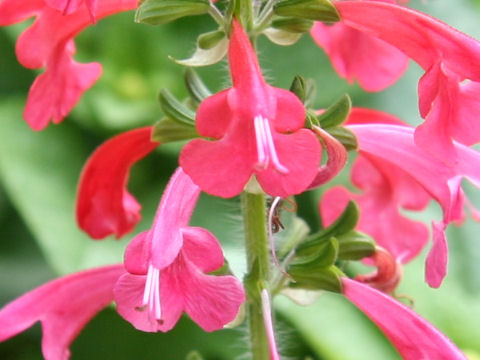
[0,0,479,359]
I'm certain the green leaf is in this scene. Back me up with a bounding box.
[289,75,316,107]
[158,89,196,125]
[198,30,226,50]
[135,0,210,25]
[288,265,343,293]
[172,35,228,67]
[327,126,358,151]
[271,17,314,33]
[291,237,339,269]
[336,231,375,261]
[184,69,211,105]
[274,0,340,22]
[263,28,303,46]
[318,94,352,128]
[296,201,359,255]
[152,117,199,143]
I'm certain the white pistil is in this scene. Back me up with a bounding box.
[141,263,162,323]
[254,115,289,174]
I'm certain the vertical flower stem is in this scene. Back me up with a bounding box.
[242,191,270,360]
[236,0,255,31]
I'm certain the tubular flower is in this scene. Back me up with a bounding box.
[0,265,125,360]
[76,127,159,240]
[342,278,467,360]
[320,111,430,265]
[114,168,245,332]
[0,0,138,130]
[311,0,408,91]
[327,109,480,287]
[180,19,321,198]
[334,0,480,162]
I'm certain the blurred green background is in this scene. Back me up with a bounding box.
[1,0,480,359]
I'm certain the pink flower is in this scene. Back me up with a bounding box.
[311,0,408,91]
[76,127,159,239]
[343,278,467,359]
[114,168,245,331]
[322,109,480,287]
[320,111,430,265]
[0,0,138,130]
[0,265,124,360]
[180,19,321,198]
[334,0,480,162]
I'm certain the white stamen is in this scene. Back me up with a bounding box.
[254,115,268,169]
[253,115,289,174]
[263,119,289,174]
[141,263,162,322]
[142,263,155,306]
[153,269,162,320]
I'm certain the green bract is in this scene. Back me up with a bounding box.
[135,0,210,25]
[273,0,340,22]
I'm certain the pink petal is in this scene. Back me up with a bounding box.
[167,254,245,332]
[311,22,408,91]
[45,0,97,20]
[229,19,266,93]
[320,184,429,264]
[347,120,480,284]
[24,42,102,131]
[148,168,202,269]
[255,129,321,197]
[114,273,184,332]
[308,126,347,188]
[115,251,245,333]
[347,123,468,222]
[453,81,480,145]
[335,1,480,80]
[271,87,306,132]
[195,89,233,139]
[3,0,137,129]
[124,231,150,275]
[15,0,137,69]
[76,127,159,239]
[0,0,43,25]
[180,137,253,198]
[45,0,83,14]
[0,265,124,360]
[415,64,460,163]
[342,278,467,360]
[335,0,480,156]
[182,227,225,273]
[346,107,405,126]
[425,221,448,288]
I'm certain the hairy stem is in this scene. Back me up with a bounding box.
[242,191,270,360]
